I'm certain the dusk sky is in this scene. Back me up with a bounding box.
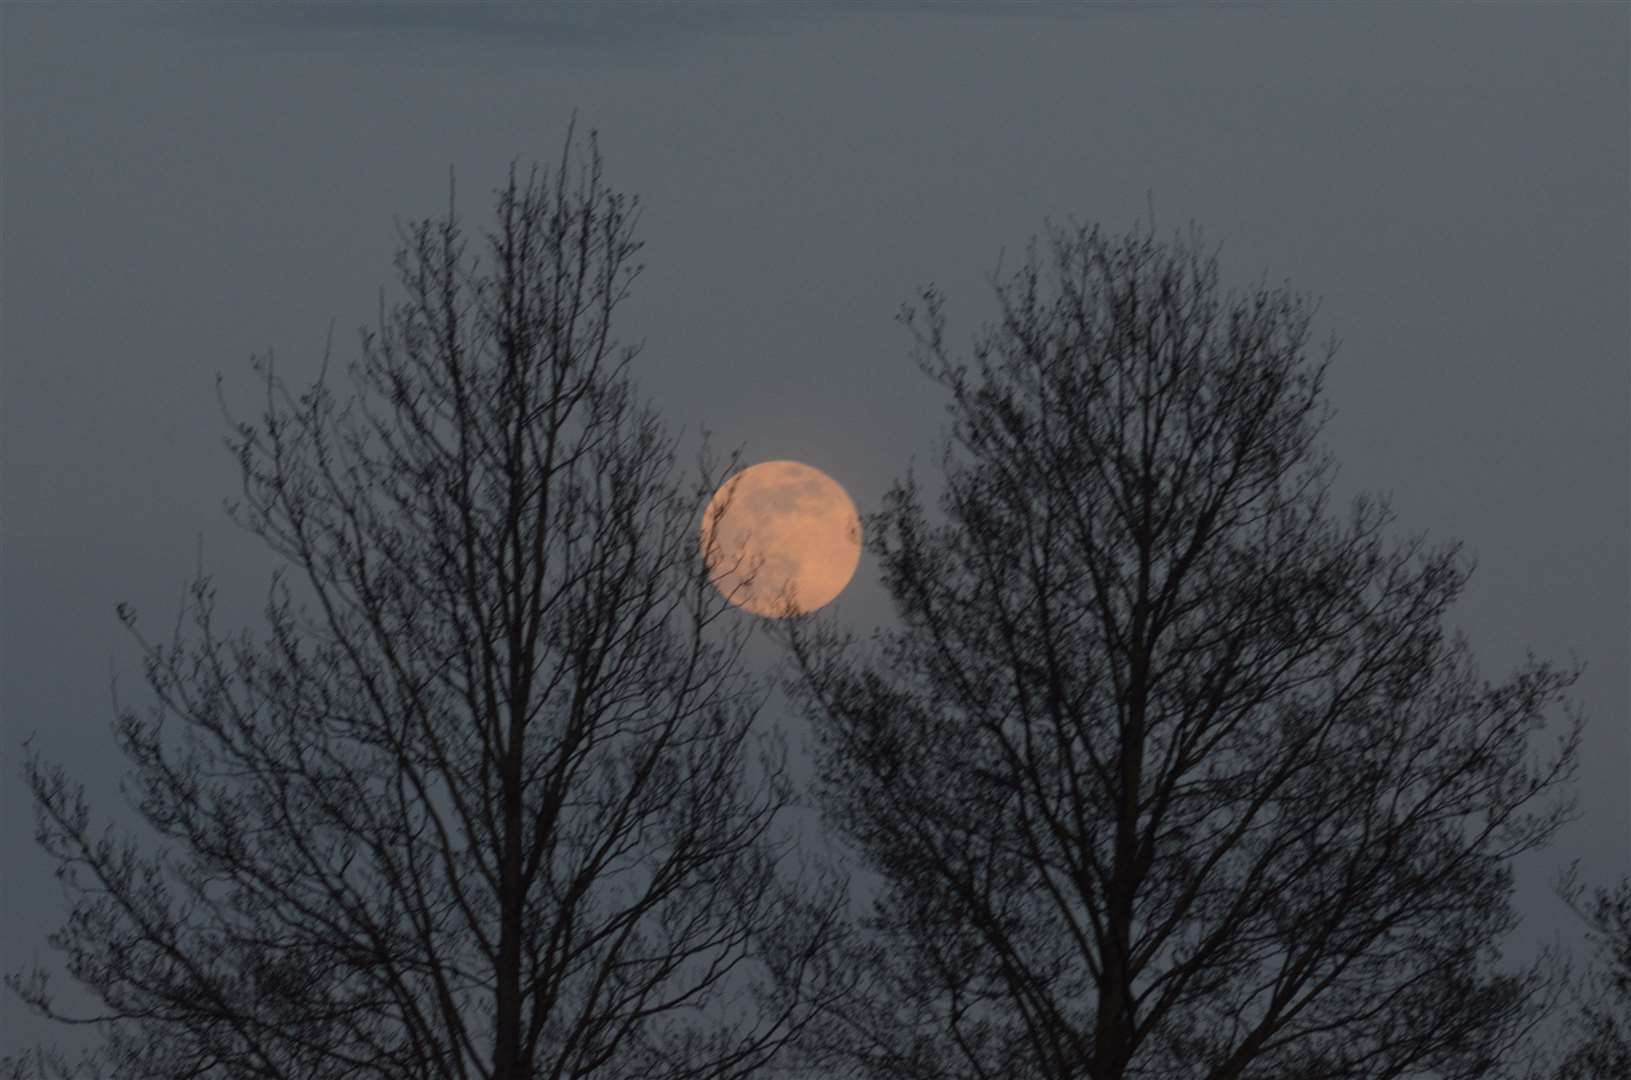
[2,2,1625,1064]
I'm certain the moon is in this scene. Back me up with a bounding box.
[700,460,862,617]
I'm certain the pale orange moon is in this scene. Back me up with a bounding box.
[700,460,862,617]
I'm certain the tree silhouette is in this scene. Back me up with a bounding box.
[784,222,1583,1080]
[1553,869,1631,1079]
[6,132,851,1080]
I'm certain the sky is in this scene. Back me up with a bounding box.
[2,1,1626,1065]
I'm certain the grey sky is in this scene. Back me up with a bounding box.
[2,1,1625,1064]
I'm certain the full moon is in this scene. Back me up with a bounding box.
[700,460,862,617]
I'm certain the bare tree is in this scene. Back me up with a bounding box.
[783,221,1583,1080]
[6,131,850,1080]
[1552,869,1631,1079]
